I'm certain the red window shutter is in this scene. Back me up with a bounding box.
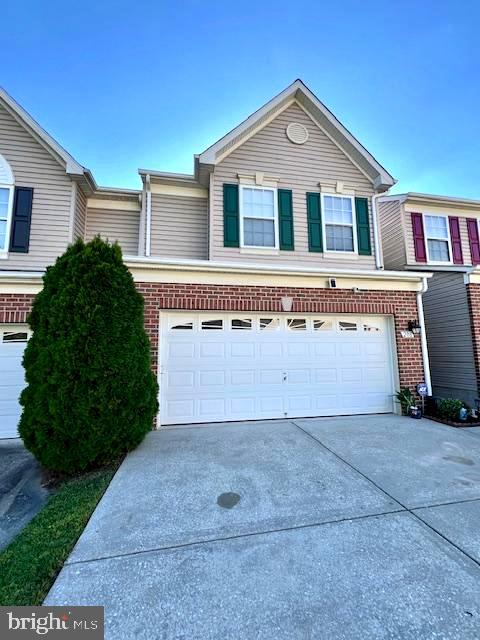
[467,218,480,265]
[448,216,463,264]
[411,212,427,263]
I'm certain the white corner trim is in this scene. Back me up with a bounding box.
[145,175,152,257]
[68,181,77,243]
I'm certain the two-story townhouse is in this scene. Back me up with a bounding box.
[0,80,431,438]
[379,192,480,407]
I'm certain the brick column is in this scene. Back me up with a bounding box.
[466,283,480,397]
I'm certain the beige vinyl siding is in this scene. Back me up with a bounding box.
[423,272,477,405]
[73,185,87,240]
[404,206,473,266]
[378,199,407,269]
[151,193,208,259]
[0,103,73,270]
[211,102,376,268]
[85,207,140,255]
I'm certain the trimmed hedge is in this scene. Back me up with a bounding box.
[19,237,158,473]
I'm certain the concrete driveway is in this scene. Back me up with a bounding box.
[46,415,480,639]
[0,439,48,550]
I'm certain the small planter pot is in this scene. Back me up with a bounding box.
[409,406,422,419]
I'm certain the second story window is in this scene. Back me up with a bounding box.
[240,186,278,249]
[322,195,357,253]
[424,215,451,263]
[0,186,14,255]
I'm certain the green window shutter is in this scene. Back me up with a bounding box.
[306,192,323,252]
[278,189,294,250]
[223,184,239,247]
[355,197,372,255]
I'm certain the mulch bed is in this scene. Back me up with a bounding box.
[425,415,480,428]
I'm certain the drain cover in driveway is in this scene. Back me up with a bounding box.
[217,492,241,509]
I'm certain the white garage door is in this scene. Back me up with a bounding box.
[0,325,30,439]
[160,313,396,425]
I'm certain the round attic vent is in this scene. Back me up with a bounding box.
[286,122,309,145]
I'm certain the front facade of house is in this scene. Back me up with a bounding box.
[379,193,480,406]
[0,80,430,438]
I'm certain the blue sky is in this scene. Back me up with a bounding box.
[3,1,479,196]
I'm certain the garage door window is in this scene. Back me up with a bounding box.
[260,318,280,330]
[231,319,252,330]
[287,318,307,330]
[2,331,28,343]
[363,322,381,333]
[313,319,334,331]
[339,321,358,331]
[170,321,193,330]
[202,319,223,330]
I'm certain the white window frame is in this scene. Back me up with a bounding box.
[239,184,279,250]
[321,193,358,254]
[423,213,452,265]
[0,184,14,259]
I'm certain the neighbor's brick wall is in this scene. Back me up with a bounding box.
[466,283,480,396]
[0,285,426,395]
[137,283,425,392]
[0,293,35,323]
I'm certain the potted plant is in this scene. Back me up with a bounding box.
[395,388,418,417]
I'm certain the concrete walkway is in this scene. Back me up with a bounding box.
[46,415,480,639]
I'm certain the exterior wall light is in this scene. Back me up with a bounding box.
[281,296,294,312]
[408,320,421,335]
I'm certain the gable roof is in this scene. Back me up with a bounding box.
[0,86,96,191]
[198,79,396,191]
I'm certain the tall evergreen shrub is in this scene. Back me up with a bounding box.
[19,237,158,473]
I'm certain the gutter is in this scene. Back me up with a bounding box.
[371,192,385,270]
[123,255,432,282]
[417,276,432,395]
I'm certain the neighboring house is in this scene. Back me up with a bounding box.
[379,192,480,407]
[0,80,431,438]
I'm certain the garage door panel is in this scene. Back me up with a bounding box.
[160,313,395,425]
[230,370,255,385]
[0,325,30,438]
[231,343,254,357]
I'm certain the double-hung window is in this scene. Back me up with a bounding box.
[240,186,278,249]
[424,214,451,263]
[0,185,14,256]
[322,194,357,252]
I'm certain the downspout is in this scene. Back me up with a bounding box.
[371,192,385,270]
[417,276,432,395]
[145,173,152,257]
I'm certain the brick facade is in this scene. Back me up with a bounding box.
[466,283,480,396]
[136,282,425,392]
[1,283,426,398]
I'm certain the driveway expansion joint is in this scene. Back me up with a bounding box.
[291,419,480,570]
[64,507,407,568]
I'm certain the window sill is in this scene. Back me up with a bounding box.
[322,251,360,260]
[0,252,9,260]
[240,248,280,256]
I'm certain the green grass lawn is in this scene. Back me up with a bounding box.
[0,462,120,606]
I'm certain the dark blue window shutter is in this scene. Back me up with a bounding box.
[278,189,294,250]
[10,187,33,253]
